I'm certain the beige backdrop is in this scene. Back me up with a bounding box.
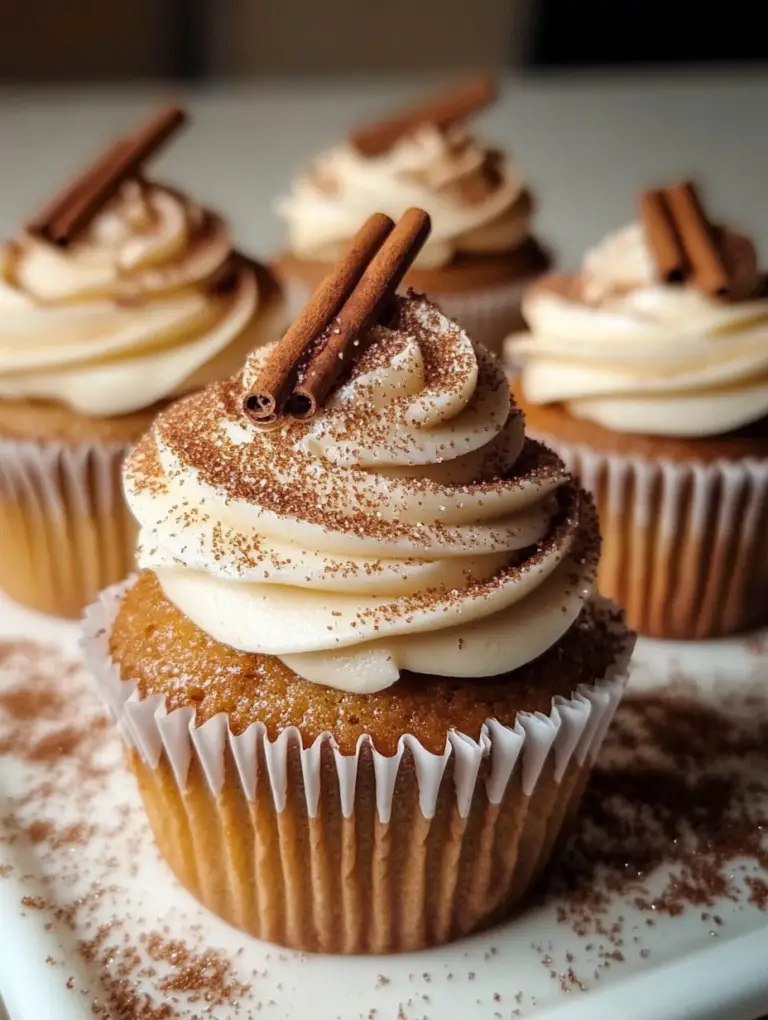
[0,1,174,82]
[0,0,528,81]
[212,0,527,74]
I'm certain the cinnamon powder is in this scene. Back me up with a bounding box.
[2,638,768,1013]
[0,641,252,1019]
[541,680,768,990]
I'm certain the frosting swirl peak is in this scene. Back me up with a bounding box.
[126,293,598,693]
[0,180,280,417]
[279,125,533,270]
[509,221,768,437]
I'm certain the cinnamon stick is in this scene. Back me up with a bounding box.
[25,140,128,240]
[639,189,687,283]
[27,104,187,246]
[49,105,186,244]
[349,76,496,158]
[243,212,395,424]
[289,207,431,419]
[665,181,730,297]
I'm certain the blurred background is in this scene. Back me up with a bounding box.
[0,0,766,269]
[1,0,766,80]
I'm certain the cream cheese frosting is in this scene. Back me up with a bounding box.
[124,293,600,693]
[0,180,281,417]
[508,222,768,437]
[279,124,534,270]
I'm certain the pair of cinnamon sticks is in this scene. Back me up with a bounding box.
[27,105,186,247]
[640,181,730,297]
[244,208,431,425]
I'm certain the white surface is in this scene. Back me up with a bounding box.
[1,590,768,1020]
[0,72,768,270]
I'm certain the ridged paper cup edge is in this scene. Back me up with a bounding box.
[82,579,632,824]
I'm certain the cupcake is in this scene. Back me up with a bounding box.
[275,77,550,356]
[0,106,284,618]
[507,181,768,640]
[83,210,632,954]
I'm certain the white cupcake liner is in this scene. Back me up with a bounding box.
[533,430,768,638]
[83,576,631,825]
[0,436,135,617]
[0,436,125,515]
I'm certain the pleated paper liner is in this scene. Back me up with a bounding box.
[83,578,632,954]
[532,434,768,640]
[0,437,136,618]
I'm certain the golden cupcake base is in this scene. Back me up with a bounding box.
[83,574,631,955]
[0,460,135,619]
[0,397,157,618]
[515,394,768,640]
[587,464,768,640]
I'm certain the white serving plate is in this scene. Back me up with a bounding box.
[1,591,767,1020]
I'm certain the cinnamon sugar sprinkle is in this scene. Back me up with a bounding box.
[2,639,768,1013]
[0,641,252,1018]
[127,293,592,635]
[535,675,768,990]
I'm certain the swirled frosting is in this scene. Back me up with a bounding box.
[124,293,599,694]
[0,180,282,417]
[508,222,768,437]
[279,124,534,270]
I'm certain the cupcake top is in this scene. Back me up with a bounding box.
[278,78,536,271]
[0,107,282,419]
[508,182,768,438]
[125,257,600,692]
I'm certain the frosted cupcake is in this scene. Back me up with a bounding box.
[276,78,550,355]
[507,182,768,639]
[0,106,284,618]
[84,210,632,954]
